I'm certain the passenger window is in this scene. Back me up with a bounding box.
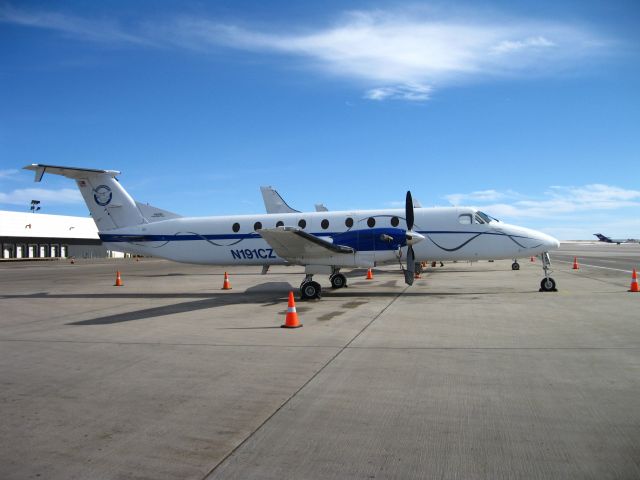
[367,217,376,228]
[232,222,240,232]
[458,214,472,225]
[254,221,262,230]
[391,216,399,227]
[276,221,284,227]
[298,219,306,229]
[345,217,354,228]
[321,219,329,230]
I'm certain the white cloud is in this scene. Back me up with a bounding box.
[0,188,83,205]
[445,189,516,205]
[0,5,151,46]
[0,169,20,179]
[491,36,555,54]
[364,83,431,102]
[445,184,640,219]
[1,6,607,102]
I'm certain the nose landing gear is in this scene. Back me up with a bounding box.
[539,252,557,292]
[511,259,520,271]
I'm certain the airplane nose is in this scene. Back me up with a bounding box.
[542,233,560,250]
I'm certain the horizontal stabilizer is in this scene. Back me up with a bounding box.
[24,164,120,182]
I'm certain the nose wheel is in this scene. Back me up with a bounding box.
[511,260,520,271]
[539,252,558,292]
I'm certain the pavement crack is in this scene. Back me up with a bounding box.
[200,285,409,479]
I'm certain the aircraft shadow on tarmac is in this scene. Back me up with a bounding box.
[0,282,515,326]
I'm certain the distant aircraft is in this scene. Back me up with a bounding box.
[26,164,561,298]
[593,233,639,245]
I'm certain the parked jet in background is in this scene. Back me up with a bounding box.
[594,233,639,245]
[26,164,561,299]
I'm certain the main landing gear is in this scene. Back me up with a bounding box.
[330,272,347,289]
[300,269,348,300]
[511,259,520,270]
[539,252,557,292]
[300,274,322,300]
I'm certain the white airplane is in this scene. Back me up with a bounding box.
[25,164,561,298]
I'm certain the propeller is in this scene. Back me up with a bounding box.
[402,190,425,286]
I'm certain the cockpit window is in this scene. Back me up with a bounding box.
[458,214,472,224]
[476,211,492,224]
[474,214,485,224]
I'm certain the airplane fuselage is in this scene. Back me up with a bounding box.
[99,206,559,266]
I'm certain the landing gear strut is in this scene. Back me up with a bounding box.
[300,274,322,300]
[511,259,520,271]
[539,252,557,292]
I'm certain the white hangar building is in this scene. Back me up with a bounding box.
[0,210,121,259]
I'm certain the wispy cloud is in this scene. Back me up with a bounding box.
[445,184,640,219]
[445,189,521,205]
[165,11,605,102]
[0,188,83,205]
[1,5,608,102]
[491,36,555,54]
[0,169,20,179]
[0,4,151,46]
[364,83,432,101]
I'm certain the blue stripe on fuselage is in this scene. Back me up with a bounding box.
[99,229,535,249]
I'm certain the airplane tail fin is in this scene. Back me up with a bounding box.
[23,164,179,231]
[260,186,300,214]
[594,233,611,242]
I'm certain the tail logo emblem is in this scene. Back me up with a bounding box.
[93,185,113,206]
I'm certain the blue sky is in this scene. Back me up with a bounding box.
[1,0,639,239]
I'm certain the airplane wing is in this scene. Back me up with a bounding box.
[257,226,353,263]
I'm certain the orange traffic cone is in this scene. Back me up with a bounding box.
[629,269,639,292]
[114,271,123,287]
[281,291,302,328]
[221,272,232,290]
[530,256,535,262]
[366,268,374,280]
[572,257,579,270]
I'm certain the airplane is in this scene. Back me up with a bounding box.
[25,164,561,299]
[593,233,639,245]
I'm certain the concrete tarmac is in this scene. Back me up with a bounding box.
[1,246,639,479]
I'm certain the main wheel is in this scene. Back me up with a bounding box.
[511,262,520,271]
[301,280,322,299]
[539,277,557,292]
[330,273,347,289]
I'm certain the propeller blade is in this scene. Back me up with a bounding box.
[405,191,414,232]
[404,245,415,285]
